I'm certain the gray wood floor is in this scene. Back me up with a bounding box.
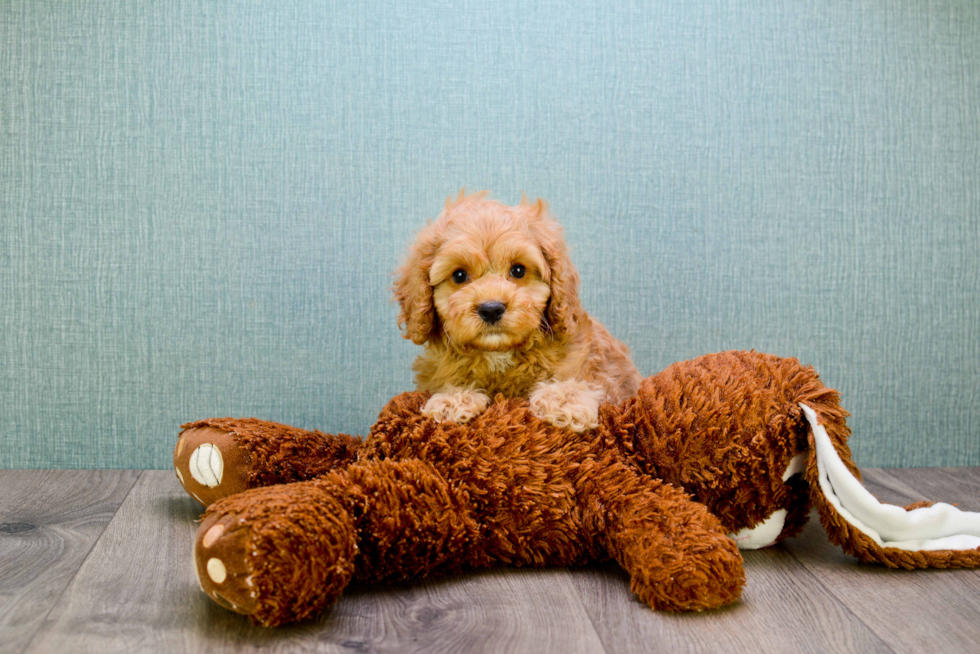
[1,468,978,654]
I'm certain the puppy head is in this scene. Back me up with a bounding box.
[393,191,581,349]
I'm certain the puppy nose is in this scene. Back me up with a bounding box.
[477,301,506,324]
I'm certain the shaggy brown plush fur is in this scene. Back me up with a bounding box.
[176,350,980,627]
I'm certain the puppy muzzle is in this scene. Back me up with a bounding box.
[477,301,506,324]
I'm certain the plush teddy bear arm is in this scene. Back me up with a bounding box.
[584,461,745,611]
[174,417,361,507]
[194,457,482,626]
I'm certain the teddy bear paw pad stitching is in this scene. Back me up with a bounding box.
[189,443,224,487]
[174,426,250,507]
[194,513,259,616]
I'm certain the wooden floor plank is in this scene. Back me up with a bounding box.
[314,568,607,654]
[17,468,980,653]
[0,470,141,654]
[569,547,892,654]
[780,468,980,654]
[882,467,980,509]
[25,471,606,654]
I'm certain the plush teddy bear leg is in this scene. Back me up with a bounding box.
[174,418,361,507]
[194,478,357,624]
[194,458,480,627]
[628,350,828,546]
[589,465,746,612]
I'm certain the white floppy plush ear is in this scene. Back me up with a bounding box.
[801,403,980,553]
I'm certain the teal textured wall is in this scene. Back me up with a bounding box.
[2,0,978,469]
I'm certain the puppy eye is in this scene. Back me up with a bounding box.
[452,269,468,284]
[510,264,526,279]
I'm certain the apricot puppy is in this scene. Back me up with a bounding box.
[393,191,641,431]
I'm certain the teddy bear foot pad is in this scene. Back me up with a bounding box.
[194,511,259,616]
[174,426,250,507]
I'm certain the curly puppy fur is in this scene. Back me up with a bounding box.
[393,191,641,431]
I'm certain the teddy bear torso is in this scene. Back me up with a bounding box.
[345,391,649,572]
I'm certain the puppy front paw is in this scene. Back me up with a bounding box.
[422,388,491,424]
[529,380,604,432]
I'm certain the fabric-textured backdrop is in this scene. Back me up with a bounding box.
[2,0,978,469]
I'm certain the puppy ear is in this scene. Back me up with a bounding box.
[393,224,441,345]
[528,200,582,337]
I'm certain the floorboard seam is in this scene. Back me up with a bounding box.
[19,469,145,654]
[779,540,898,654]
[563,567,611,654]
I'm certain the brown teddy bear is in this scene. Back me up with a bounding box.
[173,350,980,627]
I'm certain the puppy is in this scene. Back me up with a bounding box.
[393,191,641,432]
